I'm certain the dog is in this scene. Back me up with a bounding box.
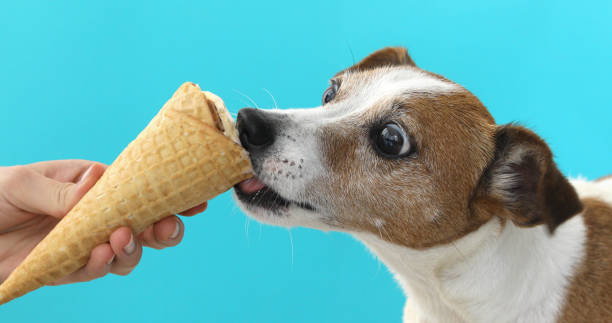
[232,47,612,323]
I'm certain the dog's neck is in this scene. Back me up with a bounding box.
[355,215,586,323]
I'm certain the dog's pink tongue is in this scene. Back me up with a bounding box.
[238,177,267,194]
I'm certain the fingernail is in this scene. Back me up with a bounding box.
[123,234,136,255]
[170,220,181,240]
[77,165,94,184]
[107,255,115,265]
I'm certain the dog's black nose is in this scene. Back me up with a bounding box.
[237,108,275,151]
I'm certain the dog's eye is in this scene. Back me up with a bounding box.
[322,82,338,105]
[372,123,414,158]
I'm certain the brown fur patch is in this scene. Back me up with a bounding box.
[318,89,498,248]
[318,70,583,250]
[475,125,584,232]
[558,198,612,322]
[335,47,416,76]
[316,46,586,252]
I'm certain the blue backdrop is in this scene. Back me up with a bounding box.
[1,1,610,322]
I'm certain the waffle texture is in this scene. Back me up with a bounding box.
[0,82,253,305]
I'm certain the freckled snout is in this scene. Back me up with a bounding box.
[234,107,317,215]
[236,108,276,152]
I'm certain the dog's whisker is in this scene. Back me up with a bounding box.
[288,229,294,269]
[236,98,253,109]
[245,216,251,243]
[262,88,279,110]
[232,89,260,109]
[450,241,466,262]
[430,216,466,261]
[253,188,263,200]
[258,222,263,241]
[379,224,393,243]
[376,225,384,240]
[230,201,241,216]
[345,40,356,65]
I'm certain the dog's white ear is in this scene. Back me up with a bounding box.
[338,47,416,75]
[476,125,583,233]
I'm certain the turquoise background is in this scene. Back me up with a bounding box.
[1,1,610,322]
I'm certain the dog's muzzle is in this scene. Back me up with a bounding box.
[234,108,315,212]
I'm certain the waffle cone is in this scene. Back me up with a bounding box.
[0,82,253,305]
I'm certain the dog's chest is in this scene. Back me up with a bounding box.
[357,212,588,323]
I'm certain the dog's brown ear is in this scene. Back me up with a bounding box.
[339,47,416,75]
[477,125,583,233]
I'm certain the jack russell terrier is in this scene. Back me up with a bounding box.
[232,47,611,323]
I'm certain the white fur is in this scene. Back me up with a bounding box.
[235,66,606,322]
[356,178,612,322]
[353,179,612,322]
[334,68,460,119]
[357,212,587,323]
[570,176,612,205]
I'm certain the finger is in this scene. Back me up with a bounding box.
[178,202,207,217]
[137,216,183,249]
[153,216,184,247]
[5,164,106,218]
[27,160,108,183]
[108,227,142,276]
[49,244,114,285]
[137,225,165,250]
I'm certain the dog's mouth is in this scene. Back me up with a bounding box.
[234,177,316,212]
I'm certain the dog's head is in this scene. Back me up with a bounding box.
[234,47,583,248]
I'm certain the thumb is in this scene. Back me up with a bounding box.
[9,164,105,218]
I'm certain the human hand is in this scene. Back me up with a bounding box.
[0,160,207,285]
